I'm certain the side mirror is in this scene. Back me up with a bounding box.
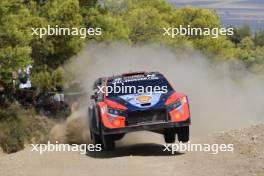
[90,94,98,100]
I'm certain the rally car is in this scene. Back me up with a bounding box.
[88,71,191,151]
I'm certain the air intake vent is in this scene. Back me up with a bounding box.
[126,109,167,126]
[141,103,151,107]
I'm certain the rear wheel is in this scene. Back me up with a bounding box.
[164,129,176,143]
[177,126,189,143]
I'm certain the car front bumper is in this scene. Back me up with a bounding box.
[101,118,191,135]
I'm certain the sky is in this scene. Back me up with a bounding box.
[168,0,264,31]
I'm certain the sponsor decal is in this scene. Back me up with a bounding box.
[136,95,152,102]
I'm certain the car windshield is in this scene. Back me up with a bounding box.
[106,75,173,97]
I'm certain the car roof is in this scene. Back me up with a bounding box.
[93,72,166,87]
[106,71,165,83]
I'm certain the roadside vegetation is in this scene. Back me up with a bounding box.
[0,0,264,153]
[0,104,52,153]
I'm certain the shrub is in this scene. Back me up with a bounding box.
[0,104,52,153]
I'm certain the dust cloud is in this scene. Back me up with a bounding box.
[50,108,90,144]
[52,43,264,142]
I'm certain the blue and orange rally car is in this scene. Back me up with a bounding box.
[89,71,191,151]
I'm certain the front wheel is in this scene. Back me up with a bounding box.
[176,126,189,143]
[102,134,115,151]
[164,129,176,143]
[90,130,102,146]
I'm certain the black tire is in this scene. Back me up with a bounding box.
[112,133,125,141]
[102,134,115,151]
[90,130,102,145]
[177,126,189,143]
[164,129,176,143]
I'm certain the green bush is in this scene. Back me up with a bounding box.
[0,104,52,153]
[0,120,25,153]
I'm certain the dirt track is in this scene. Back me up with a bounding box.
[0,124,264,176]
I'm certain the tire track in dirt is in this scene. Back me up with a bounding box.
[1,124,264,176]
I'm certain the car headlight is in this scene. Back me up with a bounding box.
[168,99,182,109]
[107,107,123,115]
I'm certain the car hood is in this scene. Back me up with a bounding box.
[107,91,173,110]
